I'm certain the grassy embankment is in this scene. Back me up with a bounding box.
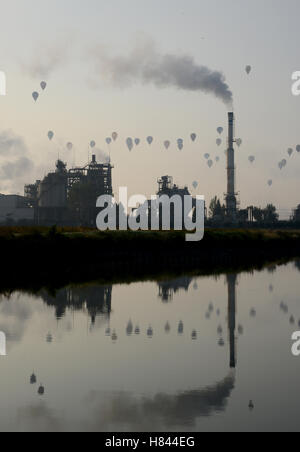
[0,226,299,292]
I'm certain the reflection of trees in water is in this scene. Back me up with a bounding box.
[158,277,193,303]
[39,286,112,323]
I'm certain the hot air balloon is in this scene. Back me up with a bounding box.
[112,132,118,142]
[268,180,273,187]
[236,138,242,147]
[32,92,39,102]
[147,136,153,146]
[164,140,170,150]
[250,308,256,318]
[288,148,293,157]
[48,131,54,141]
[204,153,210,160]
[216,138,222,146]
[281,159,287,167]
[112,330,118,342]
[207,160,213,168]
[192,181,198,189]
[217,127,224,135]
[134,138,140,146]
[249,156,255,163]
[245,65,252,75]
[66,142,73,151]
[40,81,47,90]
[177,139,184,151]
[296,145,300,153]
[191,133,197,142]
[126,137,133,151]
[106,137,112,145]
[278,161,283,170]
[90,141,96,148]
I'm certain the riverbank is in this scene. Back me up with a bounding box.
[0,227,299,292]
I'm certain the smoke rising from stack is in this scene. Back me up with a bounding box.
[91,40,233,106]
[0,130,34,192]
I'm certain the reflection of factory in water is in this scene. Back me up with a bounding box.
[158,276,193,303]
[40,285,112,323]
[39,274,238,369]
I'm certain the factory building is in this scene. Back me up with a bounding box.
[24,155,113,227]
[0,194,34,225]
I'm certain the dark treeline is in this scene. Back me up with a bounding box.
[0,227,300,293]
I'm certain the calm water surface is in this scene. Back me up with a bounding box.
[0,261,300,432]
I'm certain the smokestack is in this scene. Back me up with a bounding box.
[226,112,237,221]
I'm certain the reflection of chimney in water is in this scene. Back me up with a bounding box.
[227,274,237,368]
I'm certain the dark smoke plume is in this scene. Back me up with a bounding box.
[91,40,233,106]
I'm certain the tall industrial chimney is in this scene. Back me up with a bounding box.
[226,112,237,221]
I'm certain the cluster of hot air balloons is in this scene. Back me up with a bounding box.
[280,301,300,328]
[32,81,47,102]
[123,133,200,152]
[30,372,45,396]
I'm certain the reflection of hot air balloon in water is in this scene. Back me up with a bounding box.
[30,373,37,385]
[32,92,39,102]
[177,139,183,151]
[165,322,171,333]
[217,325,223,335]
[126,320,133,336]
[178,321,184,335]
[126,138,133,151]
[112,330,118,342]
[147,136,153,146]
[135,326,140,335]
[147,326,153,338]
[191,330,197,341]
[38,384,45,396]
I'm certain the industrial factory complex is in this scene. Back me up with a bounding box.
[0,113,298,227]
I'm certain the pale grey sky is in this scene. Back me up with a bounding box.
[0,0,299,215]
